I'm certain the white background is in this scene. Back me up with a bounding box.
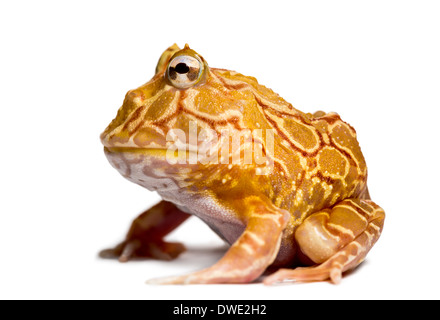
[1,0,439,300]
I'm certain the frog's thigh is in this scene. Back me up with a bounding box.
[265,199,385,284]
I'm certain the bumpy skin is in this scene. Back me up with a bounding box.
[100,44,385,284]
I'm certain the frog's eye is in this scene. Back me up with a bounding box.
[167,55,203,89]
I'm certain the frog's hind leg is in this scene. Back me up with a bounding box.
[264,199,385,285]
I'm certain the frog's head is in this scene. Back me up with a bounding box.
[101,44,289,192]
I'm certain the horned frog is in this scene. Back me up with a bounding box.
[100,44,385,284]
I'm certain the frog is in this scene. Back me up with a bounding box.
[100,44,385,284]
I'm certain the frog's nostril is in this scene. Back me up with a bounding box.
[175,63,190,74]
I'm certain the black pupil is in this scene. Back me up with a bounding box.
[175,63,190,74]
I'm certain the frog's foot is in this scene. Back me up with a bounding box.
[147,200,290,284]
[264,265,342,285]
[99,201,190,262]
[264,198,385,285]
[146,265,257,285]
[264,247,352,285]
[100,239,186,262]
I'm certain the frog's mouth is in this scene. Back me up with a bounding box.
[103,146,198,165]
[103,145,206,193]
[104,146,168,156]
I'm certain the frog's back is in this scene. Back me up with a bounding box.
[209,68,368,221]
[264,109,368,221]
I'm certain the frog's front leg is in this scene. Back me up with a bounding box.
[100,201,190,262]
[147,199,290,284]
[264,199,385,285]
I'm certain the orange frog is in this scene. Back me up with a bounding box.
[100,44,385,284]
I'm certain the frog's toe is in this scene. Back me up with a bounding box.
[264,264,343,285]
[99,242,129,260]
[146,267,248,285]
[99,239,186,262]
[146,270,211,285]
[146,274,189,285]
[143,241,186,261]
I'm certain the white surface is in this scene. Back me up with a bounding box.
[1,0,439,300]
